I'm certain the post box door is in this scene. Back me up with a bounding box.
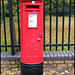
[21,2,43,64]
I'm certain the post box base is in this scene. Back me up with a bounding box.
[21,62,43,75]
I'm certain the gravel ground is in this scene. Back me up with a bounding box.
[1,67,74,75]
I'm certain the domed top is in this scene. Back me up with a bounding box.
[20,0,44,2]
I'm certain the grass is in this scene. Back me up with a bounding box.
[45,16,74,51]
[1,14,74,52]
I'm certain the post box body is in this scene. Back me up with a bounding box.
[20,0,44,64]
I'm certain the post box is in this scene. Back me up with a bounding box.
[20,0,44,75]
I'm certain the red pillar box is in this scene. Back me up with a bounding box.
[20,0,44,75]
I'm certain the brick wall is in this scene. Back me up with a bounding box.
[1,60,74,68]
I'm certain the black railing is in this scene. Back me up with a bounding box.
[2,0,7,52]
[1,0,75,55]
[1,0,20,55]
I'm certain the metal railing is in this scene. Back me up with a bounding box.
[1,0,75,55]
[1,0,20,55]
[43,0,75,51]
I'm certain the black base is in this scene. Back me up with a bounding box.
[21,62,43,75]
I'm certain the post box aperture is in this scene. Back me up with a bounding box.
[26,5,39,9]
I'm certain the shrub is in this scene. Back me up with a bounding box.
[45,1,74,16]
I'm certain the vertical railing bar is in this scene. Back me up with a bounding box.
[43,1,45,51]
[62,0,65,51]
[8,0,14,55]
[50,0,52,51]
[2,0,7,52]
[56,0,58,51]
[17,0,20,51]
[68,0,71,50]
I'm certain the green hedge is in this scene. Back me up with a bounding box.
[45,2,74,16]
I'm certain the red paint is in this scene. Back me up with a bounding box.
[20,0,44,64]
